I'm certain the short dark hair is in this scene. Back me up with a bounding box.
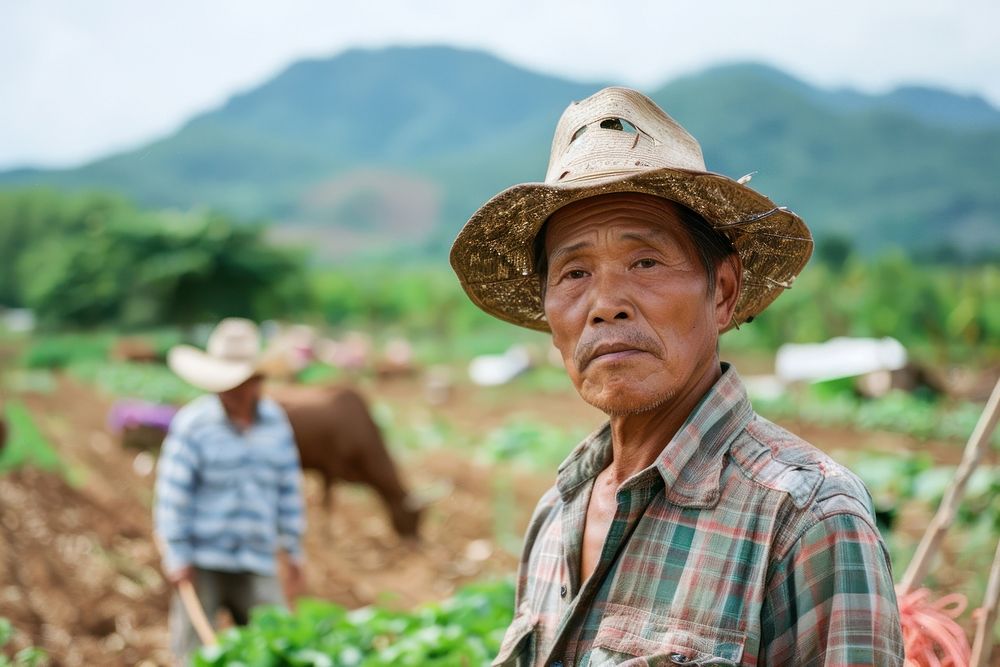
[533,199,737,296]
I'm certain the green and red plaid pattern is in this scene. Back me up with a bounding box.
[495,365,903,666]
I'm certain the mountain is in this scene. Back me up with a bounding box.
[2,47,998,259]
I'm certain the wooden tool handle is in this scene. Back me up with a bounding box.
[178,578,217,647]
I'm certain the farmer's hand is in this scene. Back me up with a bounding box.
[169,565,195,587]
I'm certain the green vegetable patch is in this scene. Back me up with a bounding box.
[194,580,514,666]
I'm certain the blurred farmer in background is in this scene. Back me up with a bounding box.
[451,88,903,665]
[154,317,305,663]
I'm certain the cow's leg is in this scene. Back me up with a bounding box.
[323,481,334,510]
[322,477,336,539]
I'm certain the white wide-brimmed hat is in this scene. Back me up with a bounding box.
[450,86,813,332]
[167,318,263,393]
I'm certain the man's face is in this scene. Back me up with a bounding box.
[542,193,737,416]
[219,374,264,418]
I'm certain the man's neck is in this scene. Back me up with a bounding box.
[604,360,722,487]
[222,400,258,432]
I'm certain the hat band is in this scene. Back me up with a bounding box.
[213,352,257,363]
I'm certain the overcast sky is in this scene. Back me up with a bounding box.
[3,0,998,169]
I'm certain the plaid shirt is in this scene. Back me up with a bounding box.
[495,365,903,666]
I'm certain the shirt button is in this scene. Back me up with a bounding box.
[669,653,689,664]
[551,662,564,667]
[560,585,567,598]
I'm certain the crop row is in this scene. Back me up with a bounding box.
[193,580,514,666]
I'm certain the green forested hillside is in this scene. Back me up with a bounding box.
[1,47,997,259]
[651,64,1000,255]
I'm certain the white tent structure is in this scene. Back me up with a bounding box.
[775,336,907,384]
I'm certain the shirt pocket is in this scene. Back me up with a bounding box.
[588,606,746,666]
[492,614,538,667]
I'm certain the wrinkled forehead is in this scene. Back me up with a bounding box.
[543,192,694,254]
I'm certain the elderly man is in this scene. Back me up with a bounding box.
[154,318,305,663]
[451,88,903,665]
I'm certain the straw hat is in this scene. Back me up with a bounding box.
[450,86,813,332]
[167,318,263,393]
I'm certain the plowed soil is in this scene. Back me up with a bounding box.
[1,375,557,665]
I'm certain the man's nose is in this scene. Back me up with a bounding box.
[588,271,634,325]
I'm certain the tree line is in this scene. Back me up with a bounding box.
[1,188,996,362]
[0,189,308,329]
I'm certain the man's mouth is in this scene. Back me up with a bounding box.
[583,342,647,369]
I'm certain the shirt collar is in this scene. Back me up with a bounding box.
[555,363,753,507]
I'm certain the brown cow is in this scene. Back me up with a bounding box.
[271,385,421,538]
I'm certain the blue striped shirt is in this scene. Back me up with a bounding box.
[154,394,305,576]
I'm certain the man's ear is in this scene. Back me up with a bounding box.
[714,254,742,329]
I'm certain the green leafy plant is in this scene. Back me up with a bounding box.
[0,618,48,667]
[65,359,200,405]
[480,418,584,470]
[192,580,515,666]
[753,387,1000,447]
[0,401,62,475]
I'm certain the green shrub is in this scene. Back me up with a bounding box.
[20,333,112,369]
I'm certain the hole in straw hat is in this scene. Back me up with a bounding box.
[571,125,588,143]
[599,118,638,134]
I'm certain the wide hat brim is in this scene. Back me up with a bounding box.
[167,345,259,394]
[449,166,813,333]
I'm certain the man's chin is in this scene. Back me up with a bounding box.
[580,389,673,417]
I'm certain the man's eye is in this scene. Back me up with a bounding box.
[565,269,588,280]
[634,258,658,269]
